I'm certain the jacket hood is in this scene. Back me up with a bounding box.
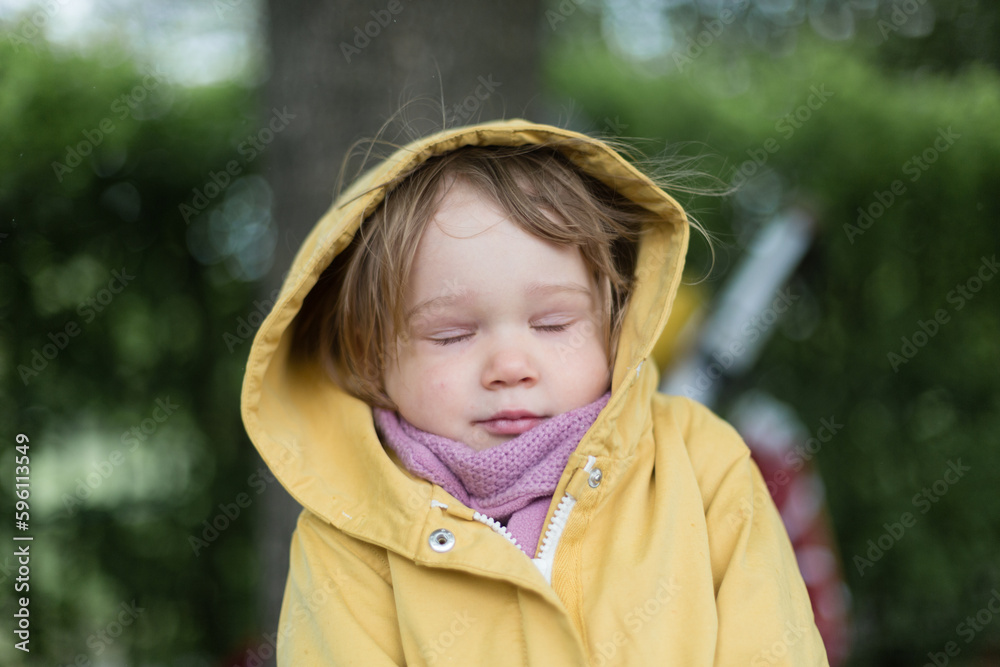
[241,119,690,556]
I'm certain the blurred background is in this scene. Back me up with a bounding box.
[1,0,998,665]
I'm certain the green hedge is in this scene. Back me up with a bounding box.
[0,39,263,664]
[545,35,1000,666]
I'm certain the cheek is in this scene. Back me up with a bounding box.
[400,348,464,392]
[552,324,608,365]
[560,334,610,386]
[430,360,466,393]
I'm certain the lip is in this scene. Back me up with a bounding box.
[484,409,540,421]
[476,410,547,436]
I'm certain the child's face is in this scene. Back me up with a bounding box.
[383,178,611,451]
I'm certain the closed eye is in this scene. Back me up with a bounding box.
[431,333,473,346]
[432,324,569,346]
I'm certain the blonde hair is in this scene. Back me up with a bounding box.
[295,142,673,411]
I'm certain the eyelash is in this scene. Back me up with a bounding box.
[432,324,571,346]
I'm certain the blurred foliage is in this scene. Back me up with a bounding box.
[0,36,267,665]
[592,0,999,74]
[545,15,1000,667]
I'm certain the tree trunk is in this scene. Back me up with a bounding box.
[258,1,543,659]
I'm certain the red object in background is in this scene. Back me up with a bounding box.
[730,392,852,667]
[218,631,280,667]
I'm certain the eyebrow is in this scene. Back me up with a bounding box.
[405,281,594,324]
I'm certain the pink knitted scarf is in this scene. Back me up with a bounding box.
[373,391,610,556]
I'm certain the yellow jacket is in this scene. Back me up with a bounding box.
[241,119,829,666]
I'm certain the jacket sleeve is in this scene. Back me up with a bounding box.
[277,509,405,666]
[682,398,830,666]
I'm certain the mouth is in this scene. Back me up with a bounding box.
[475,410,547,436]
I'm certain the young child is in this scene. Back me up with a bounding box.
[241,119,829,665]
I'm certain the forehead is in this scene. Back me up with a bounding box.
[403,179,596,314]
[414,180,586,272]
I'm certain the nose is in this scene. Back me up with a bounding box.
[481,340,539,389]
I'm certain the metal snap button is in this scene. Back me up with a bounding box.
[588,468,603,488]
[428,529,455,553]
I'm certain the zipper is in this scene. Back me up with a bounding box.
[431,500,523,551]
[436,455,598,585]
[472,511,521,551]
[532,455,597,584]
[470,499,574,585]
[531,492,576,584]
